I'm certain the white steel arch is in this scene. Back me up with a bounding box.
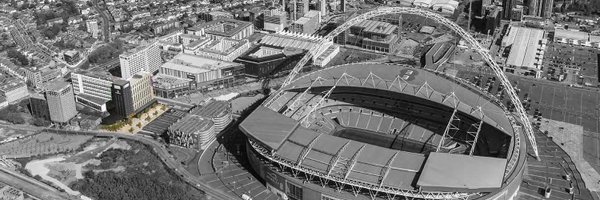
[276,6,540,159]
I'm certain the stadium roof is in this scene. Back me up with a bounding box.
[417,152,506,193]
[282,63,514,137]
[240,63,514,194]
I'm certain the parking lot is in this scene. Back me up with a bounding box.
[544,43,600,85]
[457,69,600,176]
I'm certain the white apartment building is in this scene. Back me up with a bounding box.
[129,72,155,112]
[119,42,161,79]
[71,71,114,112]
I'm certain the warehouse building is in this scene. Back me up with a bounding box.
[501,26,545,78]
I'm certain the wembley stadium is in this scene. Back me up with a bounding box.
[239,63,527,200]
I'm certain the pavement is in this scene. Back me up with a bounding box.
[0,167,75,200]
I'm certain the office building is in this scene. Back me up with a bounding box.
[290,10,321,34]
[119,42,161,79]
[264,13,286,32]
[129,72,155,112]
[29,93,51,121]
[71,71,114,112]
[168,115,215,150]
[45,80,77,123]
[342,20,400,53]
[318,0,327,16]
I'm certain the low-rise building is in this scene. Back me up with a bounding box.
[184,38,251,62]
[0,78,28,104]
[191,19,254,40]
[234,45,305,77]
[159,53,244,90]
[152,74,192,98]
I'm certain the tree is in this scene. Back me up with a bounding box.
[136,122,142,128]
[7,49,29,66]
[43,24,62,39]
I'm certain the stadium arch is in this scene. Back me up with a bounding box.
[273,6,540,159]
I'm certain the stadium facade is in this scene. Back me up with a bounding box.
[240,63,526,200]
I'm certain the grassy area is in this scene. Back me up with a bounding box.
[70,141,206,200]
[0,132,92,158]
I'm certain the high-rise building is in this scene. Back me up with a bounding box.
[111,79,134,120]
[129,72,155,112]
[29,93,50,121]
[86,19,99,39]
[318,0,327,16]
[71,71,114,112]
[527,0,541,16]
[119,42,161,79]
[502,0,516,19]
[45,80,77,123]
[341,0,346,12]
[541,0,553,18]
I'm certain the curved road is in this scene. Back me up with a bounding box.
[45,129,239,200]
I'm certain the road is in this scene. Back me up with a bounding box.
[0,167,75,200]
[46,129,239,200]
[92,0,111,42]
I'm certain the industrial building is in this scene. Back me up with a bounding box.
[340,20,400,53]
[119,41,162,79]
[501,26,545,77]
[45,80,77,123]
[168,115,215,150]
[190,100,232,133]
[159,53,244,90]
[240,63,526,200]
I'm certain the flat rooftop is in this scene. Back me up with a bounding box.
[504,26,544,68]
[161,53,240,74]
